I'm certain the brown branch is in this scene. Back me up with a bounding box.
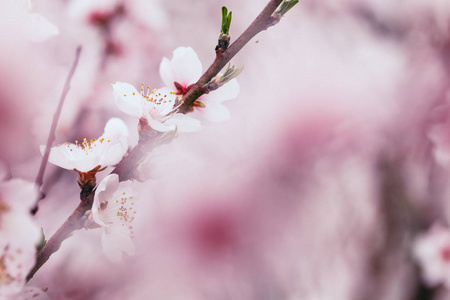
[26,0,295,280]
[32,47,82,214]
[178,0,284,113]
[27,185,95,282]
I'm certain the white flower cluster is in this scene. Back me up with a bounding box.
[113,47,240,131]
[42,47,240,263]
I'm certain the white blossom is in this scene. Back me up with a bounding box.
[91,174,137,262]
[41,118,129,173]
[112,83,201,132]
[159,46,240,122]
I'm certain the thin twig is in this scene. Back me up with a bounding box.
[32,47,82,213]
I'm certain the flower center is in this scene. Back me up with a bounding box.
[58,138,111,156]
[139,83,182,122]
[174,81,195,96]
[109,191,136,238]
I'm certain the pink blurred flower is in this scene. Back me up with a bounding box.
[429,121,450,167]
[41,118,129,172]
[90,174,137,262]
[16,0,59,42]
[69,0,168,30]
[0,179,41,298]
[112,82,201,132]
[159,47,240,122]
[413,223,450,287]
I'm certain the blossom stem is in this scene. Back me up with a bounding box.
[178,0,285,113]
[32,46,82,214]
[26,187,94,282]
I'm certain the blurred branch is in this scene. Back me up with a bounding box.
[32,46,82,214]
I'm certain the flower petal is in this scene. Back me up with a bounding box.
[159,47,202,88]
[202,78,240,103]
[159,57,174,88]
[201,102,231,122]
[41,144,77,170]
[92,174,119,227]
[146,118,176,132]
[165,114,202,132]
[112,82,144,118]
[101,228,135,263]
[43,118,129,172]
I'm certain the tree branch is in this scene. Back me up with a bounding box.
[178,0,284,113]
[27,187,94,282]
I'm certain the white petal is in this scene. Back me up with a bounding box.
[165,114,202,132]
[41,145,76,170]
[159,57,174,88]
[103,118,129,139]
[160,47,202,87]
[201,102,231,122]
[101,229,135,263]
[147,118,176,132]
[92,174,119,227]
[44,118,129,172]
[112,82,144,118]
[99,118,129,167]
[202,78,240,103]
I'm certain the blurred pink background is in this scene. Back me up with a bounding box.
[2,0,450,299]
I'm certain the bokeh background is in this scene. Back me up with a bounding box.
[2,0,450,299]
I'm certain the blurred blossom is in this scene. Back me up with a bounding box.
[10,0,59,42]
[413,224,450,288]
[90,174,138,262]
[429,120,450,167]
[0,179,41,298]
[41,118,129,173]
[113,82,201,132]
[159,47,240,122]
